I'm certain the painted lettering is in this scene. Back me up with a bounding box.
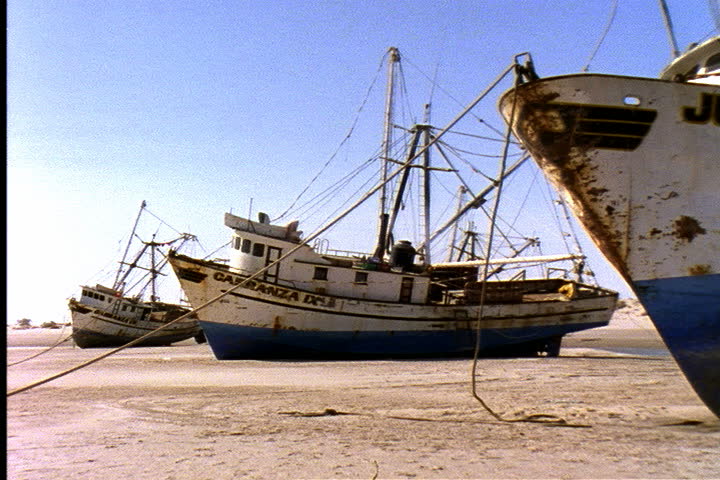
[683,93,720,126]
[213,272,326,307]
[214,270,332,306]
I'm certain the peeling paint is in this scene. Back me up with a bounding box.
[502,86,632,280]
[673,215,706,242]
[689,264,712,275]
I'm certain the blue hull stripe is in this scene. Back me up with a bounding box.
[634,274,720,417]
[199,320,607,360]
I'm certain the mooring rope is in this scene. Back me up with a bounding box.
[469,55,572,426]
[7,327,74,367]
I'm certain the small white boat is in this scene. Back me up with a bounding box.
[69,201,204,348]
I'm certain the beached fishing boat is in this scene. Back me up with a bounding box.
[499,30,719,416]
[69,201,204,348]
[169,47,617,360]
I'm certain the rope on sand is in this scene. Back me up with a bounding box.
[7,327,74,367]
[469,57,579,428]
[277,408,591,428]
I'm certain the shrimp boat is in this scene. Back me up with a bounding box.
[499,33,720,416]
[169,47,617,360]
[69,201,204,348]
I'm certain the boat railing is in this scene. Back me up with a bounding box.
[324,247,372,259]
[311,237,370,259]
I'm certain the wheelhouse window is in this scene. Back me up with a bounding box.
[241,239,251,253]
[252,243,265,257]
[354,271,368,285]
[705,53,720,73]
[313,267,328,281]
[399,277,414,303]
[233,237,243,250]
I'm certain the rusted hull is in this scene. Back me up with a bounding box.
[169,253,616,359]
[68,299,202,348]
[499,73,720,416]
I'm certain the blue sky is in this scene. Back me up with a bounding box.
[8,0,719,324]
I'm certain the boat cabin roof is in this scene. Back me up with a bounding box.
[225,212,303,242]
[660,36,720,83]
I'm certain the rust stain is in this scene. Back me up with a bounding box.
[673,215,706,242]
[688,264,712,276]
[273,316,281,335]
[587,187,609,197]
[504,83,631,281]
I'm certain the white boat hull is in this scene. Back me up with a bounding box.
[69,299,202,348]
[169,253,616,359]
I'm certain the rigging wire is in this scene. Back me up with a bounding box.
[507,166,540,233]
[290,156,378,225]
[274,52,388,223]
[581,0,619,72]
[280,126,412,223]
[202,240,232,261]
[143,206,184,236]
[402,56,509,141]
[540,179,574,255]
[437,139,521,159]
[441,127,522,145]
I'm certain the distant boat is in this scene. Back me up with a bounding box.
[168,47,617,360]
[69,201,204,348]
[499,35,720,416]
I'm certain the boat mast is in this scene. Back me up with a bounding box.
[373,47,400,260]
[113,200,147,292]
[149,235,159,302]
[446,186,467,262]
[420,104,433,264]
[385,127,424,251]
[658,0,681,58]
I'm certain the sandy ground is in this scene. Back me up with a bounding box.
[7,305,720,479]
